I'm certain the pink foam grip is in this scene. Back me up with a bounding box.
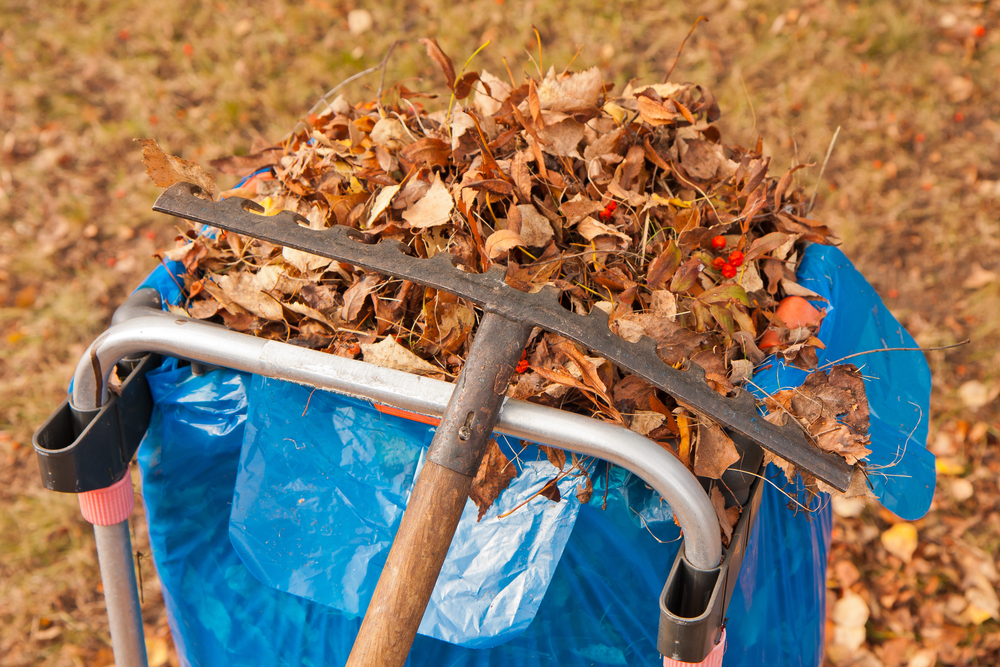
[663,630,726,667]
[78,474,135,526]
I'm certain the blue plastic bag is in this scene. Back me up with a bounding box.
[229,377,589,647]
[136,244,933,666]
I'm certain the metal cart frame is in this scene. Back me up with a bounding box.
[35,287,766,667]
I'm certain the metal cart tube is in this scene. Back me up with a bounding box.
[62,290,721,667]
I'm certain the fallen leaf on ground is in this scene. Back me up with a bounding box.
[880,522,918,562]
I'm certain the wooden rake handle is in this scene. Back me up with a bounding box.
[346,313,532,667]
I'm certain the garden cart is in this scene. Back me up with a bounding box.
[32,184,935,667]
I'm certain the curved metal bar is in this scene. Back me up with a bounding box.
[72,309,722,569]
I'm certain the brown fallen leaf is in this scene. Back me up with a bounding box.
[402,174,454,228]
[538,477,562,503]
[418,37,457,92]
[217,271,283,320]
[539,445,567,471]
[360,335,442,376]
[575,473,593,504]
[710,485,738,545]
[340,274,381,323]
[138,138,216,198]
[469,439,518,521]
[511,204,554,248]
[532,66,603,113]
[694,423,741,479]
[485,229,524,259]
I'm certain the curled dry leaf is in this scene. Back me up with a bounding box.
[512,204,554,247]
[360,335,442,377]
[532,66,603,113]
[710,485,740,546]
[139,138,217,198]
[470,439,518,521]
[485,229,524,259]
[694,423,741,479]
[402,174,454,228]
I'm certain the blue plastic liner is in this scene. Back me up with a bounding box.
[230,377,589,648]
[136,244,933,666]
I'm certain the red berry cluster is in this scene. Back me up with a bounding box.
[710,236,743,279]
[515,349,529,373]
[599,201,617,221]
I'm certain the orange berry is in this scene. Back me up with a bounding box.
[914,133,926,143]
[721,263,737,279]
[182,43,194,57]
[972,25,986,38]
[954,112,964,123]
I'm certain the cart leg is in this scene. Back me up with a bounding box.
[80,474,150,667]
[346,313,531,667]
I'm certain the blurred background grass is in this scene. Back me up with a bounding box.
[1,1,998,665]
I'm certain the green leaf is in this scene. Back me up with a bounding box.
[709,304,736,336]
[699,283,750,306]
[670,256,704,293]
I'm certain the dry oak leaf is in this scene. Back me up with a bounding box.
[369,117,413,152]
[469,439,518,521]
[473,70,512,116]
[630,411,666,436]
[360,335,441,377]
[138,138,216,198]
[694,423,741,479]
[533,117,586,158]
[485,229,524,259]
[532,66,603,113]
[576,216,631,247]
[512,204,554,247]
[217,271,283,321]
[403,174,454,228]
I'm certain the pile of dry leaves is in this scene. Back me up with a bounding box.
[143,39,870,534]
